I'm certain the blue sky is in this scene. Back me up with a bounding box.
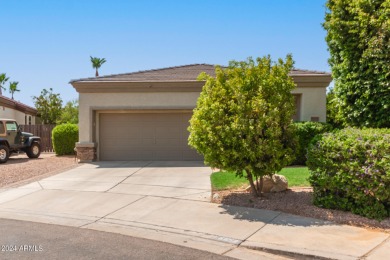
[0,0,330,107]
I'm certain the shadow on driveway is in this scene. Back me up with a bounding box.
[218,203,334,228]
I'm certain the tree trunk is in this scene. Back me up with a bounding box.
[259,176,264,197]
[95,69,99,77]
[246,170,260,197]
[255,176,265,197]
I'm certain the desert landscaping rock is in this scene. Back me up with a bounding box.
[245,174,288,193]
[0,153,78,188]
[212,193,220,200]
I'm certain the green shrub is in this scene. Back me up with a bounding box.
[52,124,79,155]
[292,122,333,165]
[307,128,390,220]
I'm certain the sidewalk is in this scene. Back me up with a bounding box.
[0,162,388,260]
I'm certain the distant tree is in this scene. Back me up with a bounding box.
[0,73,9,96]
[33,88,63,124]
[57,99,79,124]
[9,81,20,99]
[188,55,297,197]
[90,56,106,77]
[323,0,390,128]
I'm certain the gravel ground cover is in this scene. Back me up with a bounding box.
[0,153,79,188]
[212,188,390,232]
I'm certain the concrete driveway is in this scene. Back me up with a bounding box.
[0,161,238,253]
[0,161,389,260]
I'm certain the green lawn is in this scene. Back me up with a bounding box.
[211,167,310,191]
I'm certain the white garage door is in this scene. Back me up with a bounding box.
[99,113,202,161]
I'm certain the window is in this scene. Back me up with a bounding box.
[29,116,32,125]
[0,122,5,134]
[6,121,18,131]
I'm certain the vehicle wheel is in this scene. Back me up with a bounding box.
[0,145,10,163]
[26,142,41,158]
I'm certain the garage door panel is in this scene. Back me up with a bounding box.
[111,127,140,137]
[103,151,146,161]
[155,138,182,146]
[99,113,202,161]
[100,138,130,147]
[139,121,157,127]
[182,149,201,160]
[140,138,155,146]
[124,126,143,136]
[155,127,183,138]
[123,138,143,146]
[154,149,183,160]
[126,114,149,122]
[140,128,155,137]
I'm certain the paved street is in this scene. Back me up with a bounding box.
[0,218,234,260]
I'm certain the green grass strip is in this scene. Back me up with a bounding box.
[211,167,310,191]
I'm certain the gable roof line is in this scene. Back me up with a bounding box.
[70,64,331,83]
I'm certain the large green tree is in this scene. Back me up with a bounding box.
[188,55,297,197]
[57,99,79,124]
[33,88,63,124]
[9,81,20,99]
[90,56,106,77]
[0,73,9,96]
[324,0,390,127]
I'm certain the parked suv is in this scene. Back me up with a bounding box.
[0,119,41,163]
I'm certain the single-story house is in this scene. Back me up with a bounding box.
[0,95,38,125]
[70,64,332,162]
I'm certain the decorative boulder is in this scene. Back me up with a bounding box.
[245,174,288,193]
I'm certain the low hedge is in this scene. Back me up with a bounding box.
[307,128,390,220]
[52,124,79,155]
[291,122,332,165]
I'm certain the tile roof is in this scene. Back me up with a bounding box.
[0,95,37,114]
[70,64,330,83]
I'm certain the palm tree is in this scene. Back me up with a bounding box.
[0,73,9,96]
[9,81,20,99]
[90,56,106,77]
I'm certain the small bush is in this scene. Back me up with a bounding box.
[307,128,390,220]
[292,122,332,165]
[52,124,78,155]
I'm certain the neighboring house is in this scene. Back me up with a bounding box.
[0,95,38,125]
[70,64,332,162]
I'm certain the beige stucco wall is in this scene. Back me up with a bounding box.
[78,92,200,143]
[78,87,327,144]
[292,87,327,122]
[0,106,36,125]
